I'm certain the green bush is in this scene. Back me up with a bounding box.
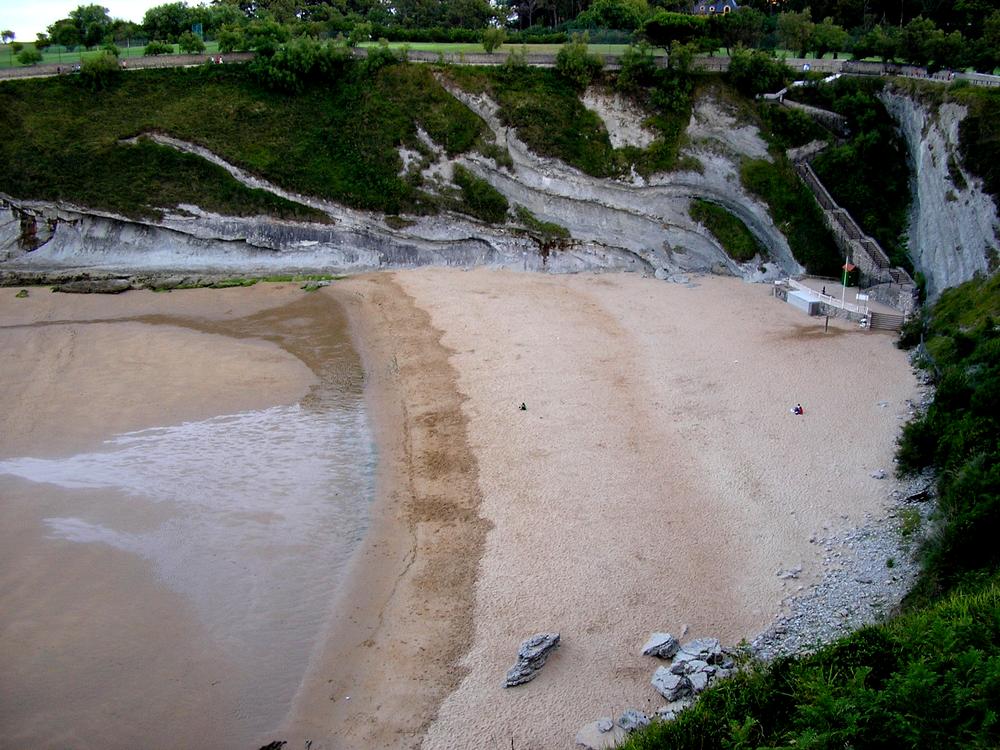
[622,577,1000,750]
[481,26,506,54]
[514,205,570,242]
[726,47,789,97]
[144,40,173,56]
[452,164,508,223]
[79,52,121,91]
[555,32,604,91]
[178,31,206,55]
[216,25,243,53]
[17,48,43,66]
[689,199,764,262]
[348,21,372,48]
[617,41,656,93]
[0,63,487,219]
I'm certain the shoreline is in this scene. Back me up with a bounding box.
[280,274,490,749]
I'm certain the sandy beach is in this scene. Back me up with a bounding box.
[285,268,919,749]
[0,269,919,749]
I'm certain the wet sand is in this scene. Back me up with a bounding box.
[1,271,920,749]
[0,284,370,749]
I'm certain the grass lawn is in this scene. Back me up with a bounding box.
[0,41,222,69]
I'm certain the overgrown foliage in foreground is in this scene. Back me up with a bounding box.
[623,578,1000,750]
[0,55,488,219]
[625,273,1000,749]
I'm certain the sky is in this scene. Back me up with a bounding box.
[0,1,162,41]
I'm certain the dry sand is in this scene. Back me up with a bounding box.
[285,268,919,750]
[1,271,919,749]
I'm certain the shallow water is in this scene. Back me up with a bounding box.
[0,290,375,749]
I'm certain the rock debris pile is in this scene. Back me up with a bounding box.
[752,471,935,660]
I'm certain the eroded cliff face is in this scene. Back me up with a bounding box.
[881,89,998,300]
[0,87,799,284]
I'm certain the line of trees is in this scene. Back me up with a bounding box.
[14,1,999,73]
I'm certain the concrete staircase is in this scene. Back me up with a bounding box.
[868,311,905,332]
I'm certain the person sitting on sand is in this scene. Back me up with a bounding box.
[793,404,804,415]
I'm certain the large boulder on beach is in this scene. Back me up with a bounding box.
[504,632,560,687]
[641,632,679,659]
[651,667,692,701]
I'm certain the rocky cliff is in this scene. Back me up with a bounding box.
[0,87,796,286]
[881,88,998,300]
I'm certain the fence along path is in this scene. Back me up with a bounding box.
[2,46,998,87]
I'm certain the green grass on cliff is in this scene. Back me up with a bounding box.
[0,61,487,219]
[442,65,693,179]
[688,199,764,263]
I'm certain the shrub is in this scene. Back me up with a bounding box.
[689,199,764,262]
[178,31,205,55]
[452,164,508,223]
[617,41,656,93]
[101,41,120,58]
[348,21,372,48]
[144,40,173,56]
[481,27,506,54]
[217,25,243,53]
[17,48,43,66]
[362,39,400,75]
[498,44,528,81]
[555,32,604,91]
[727,47,789,97]
[79,51,121,90]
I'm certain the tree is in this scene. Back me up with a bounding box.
[482,26,507,53]
[576,0,651,32]
[726,47,789,97]
[853,24,899,62]
[142,3,192,43]
[48,18,81,50]
[642,11,707,48]
[35,33,51,51]
[899,16,940,67]
[810,16,848,58]
[217,25,245,53]
[712,7,766,55]
[243,19,289,56]
[555,31,604,90]
[178,30,206,54]
[777,10,814,57]
[18,48,44,65]
[617,40,656,92]
[69,5,113,48]
[1,30,14,44]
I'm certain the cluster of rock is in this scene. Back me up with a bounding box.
[503,632,560,687]
[648,636,735,715]
[574,633,735,749]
